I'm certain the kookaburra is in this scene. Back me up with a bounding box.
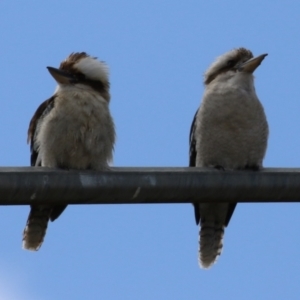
[189,48,269,268]
[23,52,115,251]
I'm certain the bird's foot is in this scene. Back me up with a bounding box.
[214,165,225,171]
[244,164,260,171]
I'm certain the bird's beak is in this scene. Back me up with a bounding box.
[47,67,76,84]
[237,54,268,73]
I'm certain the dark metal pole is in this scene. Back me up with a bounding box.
[0,167,299,205]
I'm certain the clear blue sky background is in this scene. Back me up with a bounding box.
[0,1,299,299]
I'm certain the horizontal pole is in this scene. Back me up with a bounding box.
[0,167,299,205]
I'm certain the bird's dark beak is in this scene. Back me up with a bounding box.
[237,54,268,73]
[47,67,76,84]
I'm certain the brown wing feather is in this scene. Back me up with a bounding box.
[189,110,201,225]
[28,96,56,166]
[189,109,237,226]
[27,95,67,221]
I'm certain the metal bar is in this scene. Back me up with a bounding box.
[0,167,299,205]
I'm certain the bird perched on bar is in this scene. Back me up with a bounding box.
[23,52,115,251]
[189,48,269,268]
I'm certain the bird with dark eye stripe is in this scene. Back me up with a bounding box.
[226,59,236,67]
[23,52,116,251]
[189,47,268,269]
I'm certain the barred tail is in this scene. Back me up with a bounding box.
[198,220,224,269]
[22,206,51,251]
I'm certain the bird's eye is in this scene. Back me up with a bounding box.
[77,73,86,80]
[227,60,236,67]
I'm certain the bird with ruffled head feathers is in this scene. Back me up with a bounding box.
[23,52,115,251]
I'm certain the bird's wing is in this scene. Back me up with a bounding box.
[189,109,198,167]
[189,109,201,225]
[189,109,236,227]
[225,203,237,226]
[27,95,66,221]
[28,96,56,166]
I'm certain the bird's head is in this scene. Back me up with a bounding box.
[204,48,267,85]
[47,52,110,101]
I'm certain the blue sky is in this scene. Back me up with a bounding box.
[0,1,300,299]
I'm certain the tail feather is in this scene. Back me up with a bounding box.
[22,206,51,251]
[199,220,224,269]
